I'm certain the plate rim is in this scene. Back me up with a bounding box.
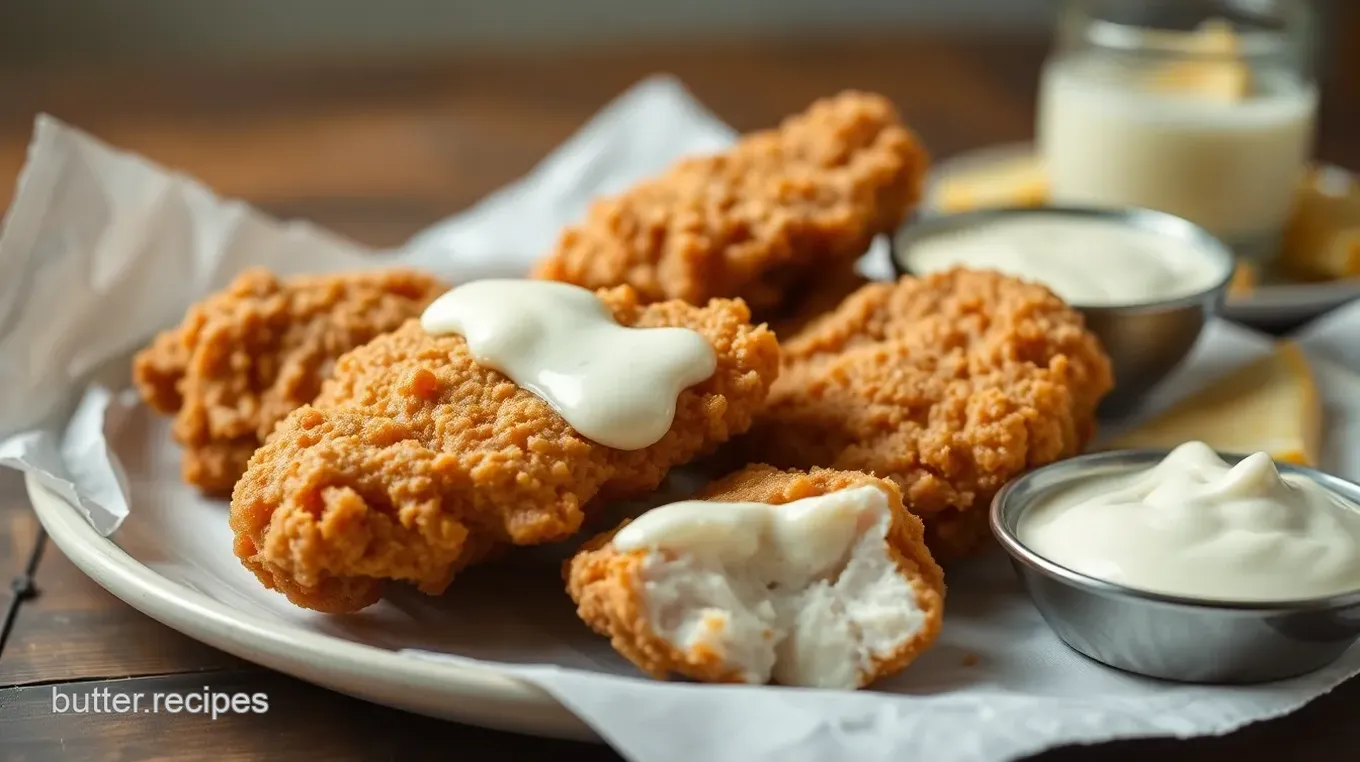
[23,473,596,742]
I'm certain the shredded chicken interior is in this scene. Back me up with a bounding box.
[614,485,926,688]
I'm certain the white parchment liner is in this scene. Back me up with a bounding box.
[3,75,1360,762]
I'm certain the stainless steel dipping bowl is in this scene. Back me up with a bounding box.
[890,206,1235,419]
[990,449,1360,684]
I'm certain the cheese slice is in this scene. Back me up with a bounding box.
[935,154,1046,213]
[1280,165,1360,281]
[1144,19,1251,102]
[1105,341,1320,465]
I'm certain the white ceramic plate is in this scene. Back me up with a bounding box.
[25,470,592,741]
[22,322,1360,755]
[920,143,1360,328]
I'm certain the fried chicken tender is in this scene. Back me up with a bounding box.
[229,286,781,613]
[531,91,928,318]
[567,465,945,688]
[734,269,1114,562]
[133,267,443,494]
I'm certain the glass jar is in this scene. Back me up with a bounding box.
[1037,0,1318,263]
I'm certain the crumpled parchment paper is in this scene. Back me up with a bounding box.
[3,74,1359,762]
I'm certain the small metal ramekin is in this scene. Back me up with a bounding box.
[991,448,1360,684]
[890,206,1235,420]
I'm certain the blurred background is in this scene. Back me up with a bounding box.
[0,1,1055,65]
[0,1,1353,248]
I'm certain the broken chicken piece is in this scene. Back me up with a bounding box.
[567,465,945,689]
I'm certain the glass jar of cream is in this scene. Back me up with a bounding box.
[1037,0,1318,264]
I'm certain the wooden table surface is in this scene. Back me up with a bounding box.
[2,35,1359,762]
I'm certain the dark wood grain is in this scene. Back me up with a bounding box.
[0,669,617,762]
[0,37,1054,238]
[1,36,1353,248]
[0,34,1358,760]
[0,533,244,686]
[0,471,41,659]
[0,36,1351,250]
[0,471,37,576]
[0,667,1357,762]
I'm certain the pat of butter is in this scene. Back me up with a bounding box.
[1143,19,1251,102]
[1228,261,1257,298]
[935,155,1047,213]
[1281,166,1360,281]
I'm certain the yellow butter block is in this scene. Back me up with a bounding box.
[936,155,1047,213]
[1144,19,1251,102]
[1146,62,1250,101]
[1228,261,1257,298]
[1106,341,1320,466]
[1281,166,1360,281]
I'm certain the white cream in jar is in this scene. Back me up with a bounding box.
[898,213,1228,306]
[1039,52,1316,247]
[1018,441,1360,602]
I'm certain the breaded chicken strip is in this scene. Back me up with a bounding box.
[734,269,1114,562]
[229,286,781,613]
[567,465,945,688]
[133,267,443,494]
[531,91,928,318]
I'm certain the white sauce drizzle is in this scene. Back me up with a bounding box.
[421,280,717,450]
[614,485,888,570]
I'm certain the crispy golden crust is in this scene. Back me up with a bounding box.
[734,269,1114,562]
[531,91,928,318]
[229,286,781,613]
[566,465,945,687]
[133,267,444,494]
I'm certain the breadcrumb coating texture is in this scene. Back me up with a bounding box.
[230,286,781,612]
[133,267,443,494]
[736,269,1114,561]
[532,91,928,317]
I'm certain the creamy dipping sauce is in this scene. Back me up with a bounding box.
[1019,441,1360,602]
[614,485,926,688]
[420,279,716,450]
[900,213,1228,306]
